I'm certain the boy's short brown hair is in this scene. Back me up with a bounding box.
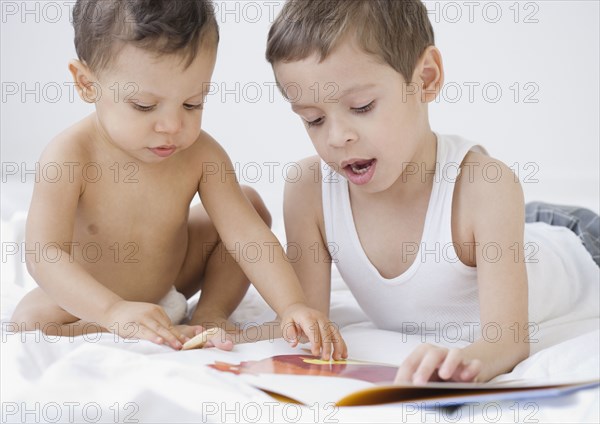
[266,0,434,82]
[73,0,219,74]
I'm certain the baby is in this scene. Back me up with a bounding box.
[11,0,347,360]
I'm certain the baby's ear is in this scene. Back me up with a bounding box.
[415,46,445,103]
[68,59,100,104]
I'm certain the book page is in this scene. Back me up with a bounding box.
[206,353,399,405]
[206,353,600,407]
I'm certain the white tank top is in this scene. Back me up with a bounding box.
[322,133,599,342]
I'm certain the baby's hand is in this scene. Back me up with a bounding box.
[176,325,234,351]
[279,303,348,361]
[103,300,186,349]
[394,343,482,384]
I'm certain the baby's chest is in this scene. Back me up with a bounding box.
[74,175,195,243]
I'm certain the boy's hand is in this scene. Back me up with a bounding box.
[394,344,482,384]
[175,324,234,351]
[279,303,348,361]
[103,300,187,349]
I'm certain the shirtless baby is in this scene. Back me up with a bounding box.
[11,0,347,360]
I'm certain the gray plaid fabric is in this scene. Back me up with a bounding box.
[525,201,600,267]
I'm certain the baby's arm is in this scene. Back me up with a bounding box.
[283,157,334,316]
[198,140,347,359]
[24,137,185,348]
[396,155,529,383]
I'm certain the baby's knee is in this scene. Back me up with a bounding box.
[10,294,71,333]
[241,185,272,228]
[11,304,51,332]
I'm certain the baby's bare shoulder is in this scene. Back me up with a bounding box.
[183,130,255,188]
[40,117,95,165]
[186,130,225,158]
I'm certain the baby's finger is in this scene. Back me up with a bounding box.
[152,322,183,350]
[281,319,299,347]
[205,331,234,351]
[437,349,463,380]
[336,339,349,360]
[135,325,166,345]
[302,320,322,357]
[151,306,186,350]
[326,323,348,360]
[318,320,333,360]
[174,324,204,341]
[152,308,188,344]
[320,319,346,360]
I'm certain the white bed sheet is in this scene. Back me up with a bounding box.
[2,212,599,423]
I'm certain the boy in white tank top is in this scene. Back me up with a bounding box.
[266,0,599,383]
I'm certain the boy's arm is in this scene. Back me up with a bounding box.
[461,156,529,381]
[25,137,184,348]
[197,138,346,358]
[396,154,529,383]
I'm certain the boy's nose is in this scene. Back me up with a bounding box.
[327,119,358,148]
[154,111,182,135]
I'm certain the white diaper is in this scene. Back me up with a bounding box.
[158,286,188,324]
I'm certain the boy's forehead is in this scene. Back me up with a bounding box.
[274,44,394,93]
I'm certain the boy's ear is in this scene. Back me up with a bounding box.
[68,59,100,103]
[415,46,444,103]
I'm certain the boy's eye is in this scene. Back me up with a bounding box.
[352,101,375,113]
[132,103,156,112]
[184,103,203,111]
[306,117,324,128]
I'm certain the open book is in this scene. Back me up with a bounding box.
[208,354,599,407]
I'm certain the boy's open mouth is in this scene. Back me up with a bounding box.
[342,159,377,185]
[345,159,376,175]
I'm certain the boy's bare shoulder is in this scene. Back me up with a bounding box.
[456,150,524,230]
[459,150,522,194]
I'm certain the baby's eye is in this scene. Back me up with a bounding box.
[352,101,375,113]
[306,117,324,128]
[132,103,156,112]
[184,103,203,111]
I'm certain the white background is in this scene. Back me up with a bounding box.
[2,0,599,225]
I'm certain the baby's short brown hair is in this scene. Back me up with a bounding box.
[73,0,219,74]
[266,0,434,82]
